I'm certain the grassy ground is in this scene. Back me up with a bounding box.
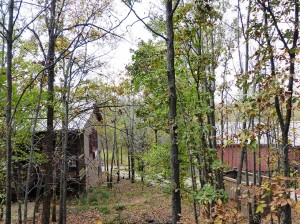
[22,177,194,224]
[10,176,300,223]
[66,178,194,224]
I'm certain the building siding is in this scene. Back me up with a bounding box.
[83,113,102,189]
[217,145,300,172]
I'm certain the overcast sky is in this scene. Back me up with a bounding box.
[103,1,153,82]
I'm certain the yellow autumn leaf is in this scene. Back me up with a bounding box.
[95,220,102,224]
[295,202,300,211]
[266,214,272,221]
[217,198,222,205]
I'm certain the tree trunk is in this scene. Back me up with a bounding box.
[127,133,131,180]
[0,29,4,221]
[111,113,119,184]
[5,1,14,223]
[15,166,23,224]
[33,172,43,224]
[130,88,135,183]
[51,168,57,223]
[42,0,58,223]
[235,0,252,215]
[114,113,120,182]
[109,135,115,188]
[244,151,254,224]
[154,128,158,145]
[235,145,245,209]
[101,139,107,171]
[165,1,181,223]
[59,35,80,224]
[259,1,299,222]
[24,73,45,224]
[104,113,110,187]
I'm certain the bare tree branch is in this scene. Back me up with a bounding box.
[27,27,47,60]
[292,0,299,49]
[171,0,181,16]
[257,0,289,50]
[122,0,167,40]
[13,2,48,41]
[13,0,22,27]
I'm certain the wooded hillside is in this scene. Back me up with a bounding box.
[0,0,299,223]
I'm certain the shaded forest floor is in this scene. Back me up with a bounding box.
[23,178,195,224]
[10,177,300,224]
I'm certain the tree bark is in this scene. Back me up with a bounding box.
[0,19,4,221]
[33,171,43,224]
[42,0,58,223]
[114,112,120,182]
[104,113,110,187]
[165,1,181,223]
[51,166,57,223]
[24,73,45,224]
[235,0,252,215]
[129,87,135,183]
[59,35,80,224]
[5,1,14,223]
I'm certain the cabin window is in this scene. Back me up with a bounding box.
[89,128,98,158]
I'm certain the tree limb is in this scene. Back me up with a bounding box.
[257,0,289,50]
[122,0,167,41]
[27,27,47,60]
[171,0,181,17]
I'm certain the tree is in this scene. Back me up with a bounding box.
[255,1,299,223]
[235,0,252,217]
[4,1,14,223]
[41,0,58,222]
[165,2,182,222]
[23,72,45,224]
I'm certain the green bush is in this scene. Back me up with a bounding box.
[194,184,229,205]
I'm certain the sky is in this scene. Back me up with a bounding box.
[102,1,153,82]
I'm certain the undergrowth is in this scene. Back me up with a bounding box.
[75,188,112,214]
